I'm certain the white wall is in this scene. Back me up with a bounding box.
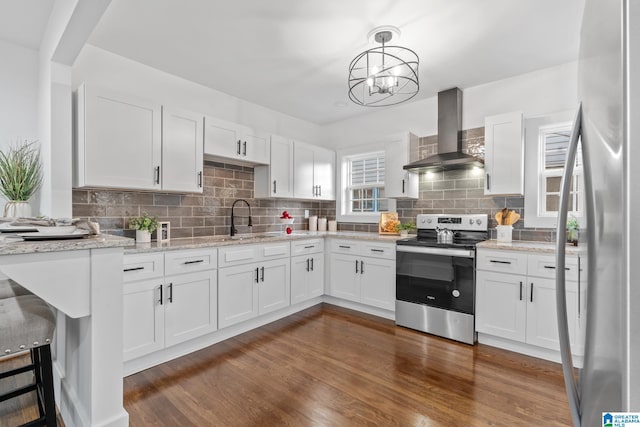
[72,45,324,144]
[0,40,39,143]
[323,61,578,149]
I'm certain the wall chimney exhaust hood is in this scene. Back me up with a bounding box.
[403,87,484,172]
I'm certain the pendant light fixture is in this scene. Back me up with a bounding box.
[348,26,419,107]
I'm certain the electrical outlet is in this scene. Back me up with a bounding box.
[304,210,309,218]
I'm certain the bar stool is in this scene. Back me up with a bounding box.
[0,278,32,299]
[0,294,57,426]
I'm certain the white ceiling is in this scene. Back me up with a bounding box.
[1,0,585,125]
[0,0,54,50]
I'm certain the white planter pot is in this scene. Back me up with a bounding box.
[135,230,152,243]
[399,230,409,238]
[3,201,31,218]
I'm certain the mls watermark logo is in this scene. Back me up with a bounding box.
[604,412,640,426]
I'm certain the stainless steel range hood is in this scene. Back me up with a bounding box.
[403,87,484,172]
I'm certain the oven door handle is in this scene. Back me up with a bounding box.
[396,245,475,258]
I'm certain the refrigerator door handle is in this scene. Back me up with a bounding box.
[555,103,582,427]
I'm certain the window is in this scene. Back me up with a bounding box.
[336,146,396,223]
[524,110,583,228]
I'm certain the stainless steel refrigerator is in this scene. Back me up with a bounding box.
[555,0,640,426]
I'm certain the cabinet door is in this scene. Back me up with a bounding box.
[218,264,259,328]
[293,142,315,199]
[361,258,395,310]
[203,116,242,160]
[313,147,335,200]
[475,270,527,342]
[385,135,419,199]
[308,255,324,299]
[291,255,310,305]
[269,135,293,198]
[77,84,161,190]
[123,279,164,361]
[258,258,290,315]
[525,278,578,351]
[484,112,524,195]
[241,127,270,164]
[162,107,203,193]
[328,254,360,302]
[164,270,218,347]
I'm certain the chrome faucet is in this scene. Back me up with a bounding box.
[230,199,253,237]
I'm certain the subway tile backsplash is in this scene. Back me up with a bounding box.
[73,128,554,242]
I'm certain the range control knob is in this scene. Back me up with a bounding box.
[469,218,474,225]
[452,290,461,298]
[426,218,432,224]
[420,218,426,224]
[476,219,482,225]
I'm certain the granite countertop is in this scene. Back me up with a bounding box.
[0,233,134,255]
[477,239,586,255]
[125,231,405,254]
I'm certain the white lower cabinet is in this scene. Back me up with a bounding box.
[290,239,325,304]
[327,239,396,311]
[122,249,218,362]
[218,243,290,329]
[476,248,584,357]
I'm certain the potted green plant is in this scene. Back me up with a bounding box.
[0,141,43,218]
[567,217,579,246]
[396,222,416,238]
[129,212,159,243]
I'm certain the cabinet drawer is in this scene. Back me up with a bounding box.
[218,245,260,268]
[329,239,361,254]
[165,248,218,276]
[476,249,527,275]
[361,242,395,260]
[528,254,580,282]
[123,253,164,282]
[291,239,324,256]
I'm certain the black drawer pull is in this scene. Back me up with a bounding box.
[184,259,205,265]
[310,258,314,271]
[304,245,315,249]
[168,283,173,303]
[370,249,384,253]
[339,245,351,249]
[489,260,512,265]
[124,266,145,272]
[159,285,163,305]
[519,282,523,301]
[543,265,570,270]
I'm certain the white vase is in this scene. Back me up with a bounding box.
[3,201,31,218]
[136,230,151,243]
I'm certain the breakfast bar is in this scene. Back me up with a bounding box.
[0,234,133,427]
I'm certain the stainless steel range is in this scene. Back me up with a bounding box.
[395,214,488,344]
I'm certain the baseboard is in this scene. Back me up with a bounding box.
[477,333,584,368]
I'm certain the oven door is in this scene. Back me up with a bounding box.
[396,247,475,314]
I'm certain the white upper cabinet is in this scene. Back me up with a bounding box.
[162,107,204,193]
[484,112,524,195]
[385,133,419,199]
[293,141,335,200]
[74,84,203,193]
[75,83,162,190]
[254,135,294,198]
[203,116,269,165]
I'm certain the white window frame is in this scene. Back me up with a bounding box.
[524,110,584,228]
[336,144,396,223]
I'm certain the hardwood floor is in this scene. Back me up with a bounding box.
[123,304,572,426]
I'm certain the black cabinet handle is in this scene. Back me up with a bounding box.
[355,260,359,273]
[310,257,314,271]
[243,140,247,156]
[198,171,203,188]
[124,266,144,272]
[360,260,364,274]
[318,185,321,197]
[543,265,570,270]
[402,179,405,193]
[306,258,310,272]
[490,260,511,265]
[155,166,160,184]
[237,140,241,155]
[304,245,315,249]
[273,180,277,194]
[339,245,351,249]
[370,249,384,253]
[168,283,173,303]
[486,173,491,190]
[530,283,534,302]
[519,281,523,301]
[184,259,204,265]
[261,266,265,282]
[159,285,163,305]
[255,267,259,283]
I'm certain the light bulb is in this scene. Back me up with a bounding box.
[370,65,380,76]
[366,77,374,87]
[392,66,402,76]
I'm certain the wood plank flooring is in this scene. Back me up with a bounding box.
[123,304,572,426]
